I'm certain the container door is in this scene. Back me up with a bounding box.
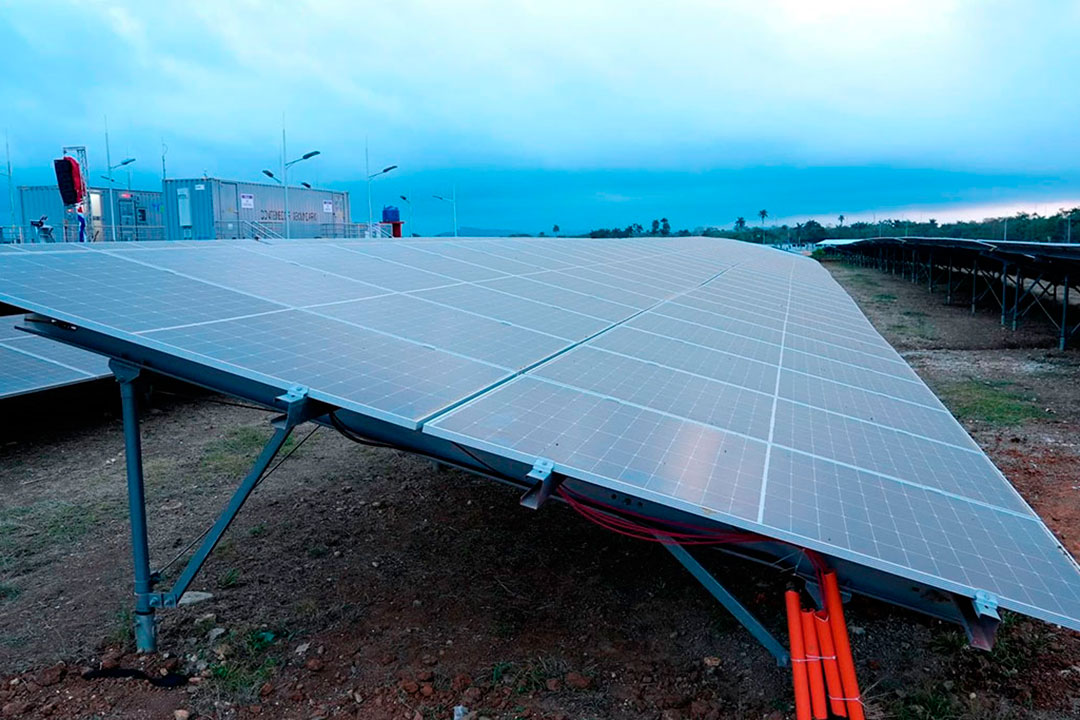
[216,182,239,238]
[89,191,103,241]
[177,187,193,240]
[117,197,136,241]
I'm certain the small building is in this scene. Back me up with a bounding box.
[18,185,164,242]
[162,178,351,240]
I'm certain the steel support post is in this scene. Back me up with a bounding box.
[109,367,323,653]
[946,259,953,305]
[111,360,157,652]
[1000,262,1009,325]
[971,258,978,315]
[660,539,790,666]
[1011,265,1022,331]
[1062,278,1070,351]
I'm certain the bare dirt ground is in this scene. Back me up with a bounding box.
[0,259,1077,720]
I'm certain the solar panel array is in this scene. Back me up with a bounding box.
[0,314,111,399]
[0,237,1077,630]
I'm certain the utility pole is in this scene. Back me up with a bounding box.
[161,138,167,181]
[105,116,116,242]
[366,138,371,235]
[4,131,13,234]
[282,115,289,240]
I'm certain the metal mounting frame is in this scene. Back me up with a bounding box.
[110,359,326,652]
[23,316,1016,655]
[660,538,790,666]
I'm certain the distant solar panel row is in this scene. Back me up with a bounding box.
[0,315,110,399]
[0,237,1077,630]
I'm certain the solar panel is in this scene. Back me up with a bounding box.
[0,237,1077,632]
[144,309,508,427]
[0,316,110,399]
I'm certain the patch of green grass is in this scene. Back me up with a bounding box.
[218,568,241,589]
[929,629,967,656]
[889,685,959,720]
[243,629,278,653]
[201,426,297,478]
[0,583,19,603]
[207,626,284,702]
[306,543,328,559]
[106,608,134,651]
[248,523,268,538]
[486,656,569,694]
[984,611,1049,676]
[938,379,1045,426]
[0,500,101,574]
[888,318,938,340]
[873,292,898,303]
[209,657,278,700]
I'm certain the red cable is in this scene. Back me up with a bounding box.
[557,485,829,586]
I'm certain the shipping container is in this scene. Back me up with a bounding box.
[18,185,164,242]
[162,178,351,240]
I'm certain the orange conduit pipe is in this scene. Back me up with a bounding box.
[800,609,828,719]
[814,610,847,717]
[784,590,811,720]
[823,572,865,720]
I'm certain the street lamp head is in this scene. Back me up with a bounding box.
[399,195,409,203]
[382,165,397,174]
[301,150,320,161]
[119,157,135,167]
[262,169,281,183]
[300,182,311,189]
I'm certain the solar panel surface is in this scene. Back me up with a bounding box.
[0,237,1077,630]
[0,315,110,399]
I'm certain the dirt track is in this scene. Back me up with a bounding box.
[0,257,1077,719]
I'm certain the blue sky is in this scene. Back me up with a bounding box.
[2,0,1079,234]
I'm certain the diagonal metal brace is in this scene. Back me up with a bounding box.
[660,538,790,666]
[520,457,562,509]
[148,385,323,609]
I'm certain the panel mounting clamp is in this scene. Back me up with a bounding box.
[520,457,561,510]
[273,385,325,429]
[953,589,1001,650]
[973,590,999,620]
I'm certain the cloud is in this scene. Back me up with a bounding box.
[1,1,1078,230]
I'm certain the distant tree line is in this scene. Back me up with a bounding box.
[585,218,690,238]
[570,206,1080,245]
[819,208,1079,244]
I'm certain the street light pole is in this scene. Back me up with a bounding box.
[282,122,289,239]
[365,157,398,238]
[433,187,458,237]
[104,120,135,243]
[265,145,320,240]
[399,195,412,236]
[4,131,13,233]
[366,140,371,234]
[105,118,115,242]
